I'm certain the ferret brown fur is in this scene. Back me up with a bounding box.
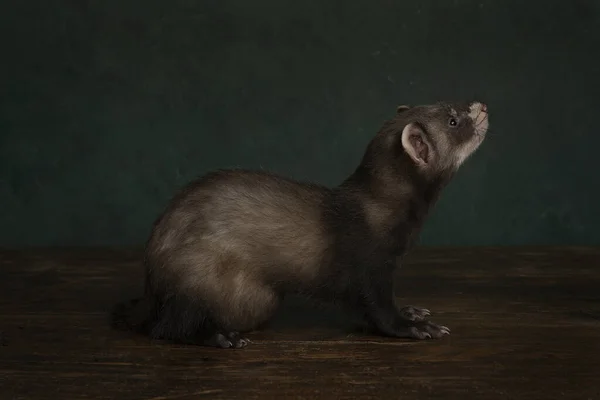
[113,101,489,348]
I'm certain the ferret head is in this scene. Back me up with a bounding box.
[388,101,489,176]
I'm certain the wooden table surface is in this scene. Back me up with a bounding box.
[1,247,599,399]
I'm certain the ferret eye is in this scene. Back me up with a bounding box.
[448,117,458,127]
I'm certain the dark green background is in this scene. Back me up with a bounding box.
[1,0,598,247]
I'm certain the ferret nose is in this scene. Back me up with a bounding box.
[468,102,488,121]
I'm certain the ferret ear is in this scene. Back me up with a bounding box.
[401,123,432,166]
[397,105,411,114]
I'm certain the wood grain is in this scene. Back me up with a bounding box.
[1,247,599,399]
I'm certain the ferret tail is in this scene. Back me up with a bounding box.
[110,296,154,334]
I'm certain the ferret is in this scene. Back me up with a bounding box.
[114,101,489,348]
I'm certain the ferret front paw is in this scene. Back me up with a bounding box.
[399,305,431,322]
[408,321,451,340]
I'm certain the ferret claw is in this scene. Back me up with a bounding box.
[409,327,432,340]
[400,306,432,322]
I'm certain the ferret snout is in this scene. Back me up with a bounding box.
[468,101,487,115]
[468,101,489,135]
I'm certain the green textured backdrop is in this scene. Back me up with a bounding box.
[1,0,598,246]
